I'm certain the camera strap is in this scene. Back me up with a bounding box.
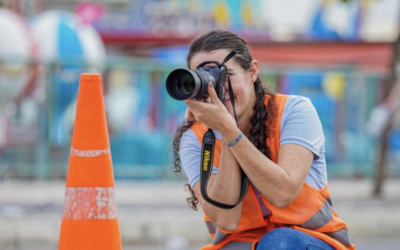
[199,51,249,209]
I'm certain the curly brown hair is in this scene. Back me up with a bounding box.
[172,30,276,210]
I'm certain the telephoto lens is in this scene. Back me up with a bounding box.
[166,67,219,100]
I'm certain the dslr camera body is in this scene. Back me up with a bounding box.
[166,64,227,103]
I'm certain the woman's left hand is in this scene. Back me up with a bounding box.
[184,82,236,132]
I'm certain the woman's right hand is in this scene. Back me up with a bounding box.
[184,96,212,121]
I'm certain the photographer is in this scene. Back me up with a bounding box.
[171,30,354,250]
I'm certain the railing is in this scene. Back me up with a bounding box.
[0,56,398,180]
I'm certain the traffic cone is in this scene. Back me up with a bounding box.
[58,74,122,250]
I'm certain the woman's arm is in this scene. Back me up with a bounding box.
[182,90,243,231]
[191,140,243,231]
[221,125,313,208]
[185,84,316,209]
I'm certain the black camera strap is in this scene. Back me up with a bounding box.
[199,51,249,209]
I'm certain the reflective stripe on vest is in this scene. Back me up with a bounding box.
[325,228,352,246]
[299,198,333,230]
[214,230,228,244]
[206,221,217,235]
[298,198,352,246]
[220,241,253,250]
[252,183,271,218]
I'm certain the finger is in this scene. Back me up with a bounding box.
[207,82,219,103]
[205,96,211,103]
[185,97,207,109]
[193,97,209,103]
[185,97,204,104]
[184,99,196,106]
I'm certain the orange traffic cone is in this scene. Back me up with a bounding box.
[58,74,122,250]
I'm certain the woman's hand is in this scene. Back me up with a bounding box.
[184,96,211,121]
[184,82,236,132]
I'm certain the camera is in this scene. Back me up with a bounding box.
[166,65,226,102]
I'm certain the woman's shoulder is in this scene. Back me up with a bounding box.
[263,93,306,106]
[189,122,208,136]
[264,93,314,115]
[264,93,313,109]
[280,95,323,133]
[267,93,312,104]
[180,128,200,148]
[283,95,316,112]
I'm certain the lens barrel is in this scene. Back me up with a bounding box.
[166,68,217,100]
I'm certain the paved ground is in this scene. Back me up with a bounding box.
[0,179,399,249]
[8,241,400,250]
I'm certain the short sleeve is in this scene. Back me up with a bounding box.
[179,129,218,187]
[280,96,325,158]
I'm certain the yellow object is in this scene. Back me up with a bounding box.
[213,2,230,27]
[242,2,252,26]
[322,72,346,100]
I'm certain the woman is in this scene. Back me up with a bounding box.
[172,30,355,250]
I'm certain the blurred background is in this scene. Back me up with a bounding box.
[0,0,399,249]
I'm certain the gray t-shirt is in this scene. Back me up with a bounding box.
[179,95,328,189]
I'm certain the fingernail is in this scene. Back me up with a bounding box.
[209,82,212,88]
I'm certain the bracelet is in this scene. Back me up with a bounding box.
[227,132,244,147]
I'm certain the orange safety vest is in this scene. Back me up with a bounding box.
[190,94,355,250]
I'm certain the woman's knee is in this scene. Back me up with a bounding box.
[256,228,306,250]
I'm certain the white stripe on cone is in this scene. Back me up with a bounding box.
[70,147,110,157]
[62,187,117,220]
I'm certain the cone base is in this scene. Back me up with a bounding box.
[58,219,122,250]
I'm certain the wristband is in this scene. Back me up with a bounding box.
[227,132,244,147]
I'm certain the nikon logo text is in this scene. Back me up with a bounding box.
[203,150,211,171]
